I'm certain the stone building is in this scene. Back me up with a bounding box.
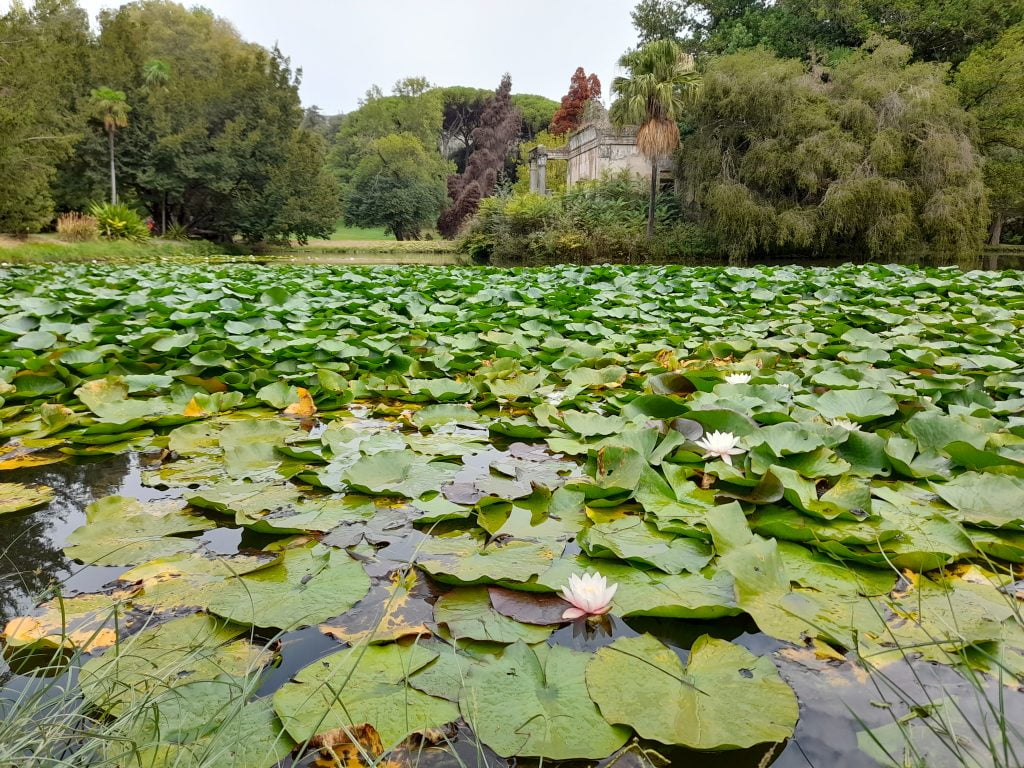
[527,103,666,194]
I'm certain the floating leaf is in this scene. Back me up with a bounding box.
[434,586,553,643]
[64,496,214,566]
[273,642,459,747]
[205,542,370,629]
[586,633,798,750]
[0,482,53,516]
[461,642,630,759]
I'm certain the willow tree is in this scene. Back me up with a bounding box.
[610,39,702,239]
[88,87,130,204]
[682,38,987,261]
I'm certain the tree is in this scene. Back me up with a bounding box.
[511,93,558,141]
[629,0,1024,64]
[610,39,702,239]
[631,0,690,45]
[955,22,1024,244]
[0,0,88,233]
[681,39,987,260]
[88,87,130,204]
[438,74,522,238]
[69,0,338,243]
[550,68,602,135]
[439,86,491,169]
[345,133,451,240]
[328,85,443,186]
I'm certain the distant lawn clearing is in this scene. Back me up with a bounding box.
[323,224,394,241]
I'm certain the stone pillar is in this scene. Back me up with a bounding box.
[537,154,548,196]
[529,160,539,193]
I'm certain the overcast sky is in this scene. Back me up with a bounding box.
[7,0,640,113]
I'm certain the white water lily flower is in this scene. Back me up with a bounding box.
[559,572,617,620]
[695,430,746,466]
[831,418,861,431]
[725,373,752,384]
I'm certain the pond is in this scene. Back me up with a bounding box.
[4,449,1021,768]
[1,261,1023,768]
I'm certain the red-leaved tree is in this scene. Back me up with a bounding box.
[438,74,522,238]
[550,68,602,135]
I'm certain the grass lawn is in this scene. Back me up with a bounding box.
[323,224,395,241]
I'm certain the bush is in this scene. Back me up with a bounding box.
[457,173,717,265]
[56,212,99,242]
[88,202,150,242]
[163,221,191,241]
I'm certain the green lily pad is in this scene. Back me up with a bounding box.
[64,496,215,566]
[586,633,798,750]
[0,482,53,516]
[578,516,714,574]
[434,586,553,644]
[414,534,561,585]
[186,481,376,533]
[272,642,459,747]
[205,542,370,629]
[461,642,630,759]
[342,450,458,498]
[931,472,1024,528]
[80,614,274,717]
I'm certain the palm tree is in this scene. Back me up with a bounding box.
[610,40,702,239]
[88,88,131,204]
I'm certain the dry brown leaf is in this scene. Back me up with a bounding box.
[283,387,317,418]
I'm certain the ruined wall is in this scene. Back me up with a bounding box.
[565,124,651,187]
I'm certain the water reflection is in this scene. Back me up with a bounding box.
[0,454,177,627]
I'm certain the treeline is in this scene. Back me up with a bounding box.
[0,0,565,245]
[326,77,559,239]
[465,0,1024,265]
[635,0,1024,253]
[1,0,339,243]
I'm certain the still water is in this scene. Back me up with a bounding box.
[2,454,1022,768]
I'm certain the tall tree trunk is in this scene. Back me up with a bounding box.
[646,158,657,240]
[989,212,1004,246]
[108,129,117,204]
[161,192,167,235]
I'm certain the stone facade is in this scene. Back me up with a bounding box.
[528,103,662,194]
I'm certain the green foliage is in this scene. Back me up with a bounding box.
[328,86,444,187]
[344,133,452,240]
[683,39,987,260]
[47,0,339,244]
[513,130,568,194]
[460,173,707,264]
[2,260,1024,763]
[511,93,559,141]
[89,201,150,241]
[955,22,1024,243]
[631,0,1024,64]
[0,0,89,233]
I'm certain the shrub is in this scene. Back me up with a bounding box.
[163,221,191,241]
[457,173,715,265]
[88,202,150,242]
[56,212,99,242]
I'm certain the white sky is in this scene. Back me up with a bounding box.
[6,0,639,113]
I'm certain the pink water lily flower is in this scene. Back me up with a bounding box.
[559,572,618,620]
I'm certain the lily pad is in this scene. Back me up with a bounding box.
[272,642,459,747]
[461,641,630,759]
[64,496,215,566]
[586,633,798,750]
[434,586,553,644]
[0,482,53,516]
[205,542,371,629]
[80,614,274,716]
